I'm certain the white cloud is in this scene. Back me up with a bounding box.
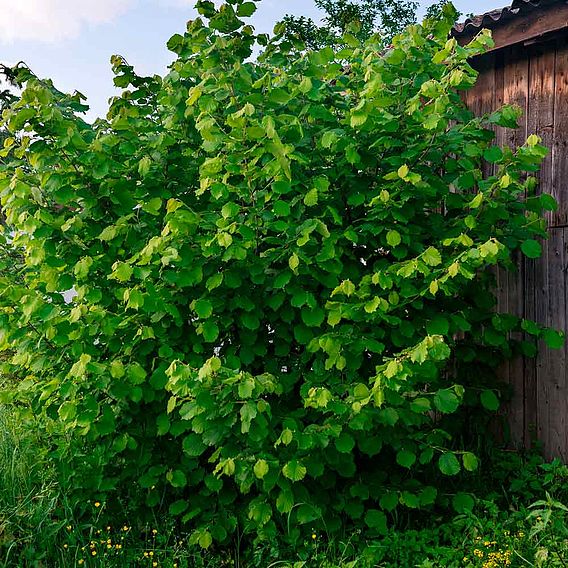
[0,0,135,43]
[153,0,193,6]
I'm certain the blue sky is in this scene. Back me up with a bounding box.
[0,0,501,120]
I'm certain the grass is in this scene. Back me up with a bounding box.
[0,405,63,566]
[0,403,567,567]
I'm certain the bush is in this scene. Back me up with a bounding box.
[0,0,559,551]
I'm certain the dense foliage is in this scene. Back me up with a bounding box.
[0,0,561,551]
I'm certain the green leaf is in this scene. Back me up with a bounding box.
[304,188,318,206]
[452,493,475,514]
[364,296,380,313]
[58,401,77,422]
[289,253,300,272]
[400,491,420,509]
[273,200,291,217]
[364,509,387,534]
[539,193,557,211]
[169,500,189,516]
[480,390,500,411]
[269,88,291,105]
[469,193,483,208]
[462,452,479,472]
[276,490,294,513]
[138,156,152,177]
[221,202,240,219]
[521,239,542,259]
[182,434,206,457]
[386,230,401,247]
[543,328,564,349]
[156,413,170,435]
[272,180,292,194]
[127,363,147,385]
[301,307,325,327]
[217,232,233,248]
[335,433,355,453]
[202,321,220,343]
[282,460,307,482]
[433,389,459,414]
[206,273,223,291]
[350,109,368,127]
[198,530,212,549]
[438,452,461,476]
[193,299,213,318]
[397,164,409,179]
[427,316,449,335]
[483,146,503,163]
[420,486,437,506]
[238,376,255,398]
[167,469,187,488]
[110,262,133,283]
[422,246,442,267]
[321,131,338,148]
[253,459,269,479]
[332,279,356,297]
[237,1,257,16]
[379,492,398,512]
[396,449,416,469]
[110,360,125,378]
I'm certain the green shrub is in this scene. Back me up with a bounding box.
[0,0,560,551]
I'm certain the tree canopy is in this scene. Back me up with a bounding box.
[280,0,455,49]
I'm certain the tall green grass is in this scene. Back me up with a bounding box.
[0,405,63,566]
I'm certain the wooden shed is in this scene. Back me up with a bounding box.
[453,0,568,460]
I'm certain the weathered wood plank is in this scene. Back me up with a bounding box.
[551,38,568,227]
[535,229,567,459]
[524,41,556,448]
[500,45,529,446]
[469,52,496,121]
[552,228,568,460]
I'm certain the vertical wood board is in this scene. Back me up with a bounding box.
[551,37,568,227]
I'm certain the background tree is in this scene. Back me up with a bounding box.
[281,0,419,49]
[0,65,19,149]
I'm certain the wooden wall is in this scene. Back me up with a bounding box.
[463,36,568,460]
